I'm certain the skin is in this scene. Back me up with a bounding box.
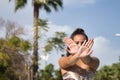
[59,34,100,75]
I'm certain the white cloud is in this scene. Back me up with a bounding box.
[93,36,120,69]
[63,0,97,6]
[47,22,74,36]
[115,33,120,37]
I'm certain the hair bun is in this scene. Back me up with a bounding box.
[76,28,85,33]
[70,28,88,39]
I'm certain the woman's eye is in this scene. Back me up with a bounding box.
[76,42,79,44]
[81,42,84,45]
[75,41,84,45]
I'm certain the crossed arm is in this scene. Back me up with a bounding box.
[59,37,99,71]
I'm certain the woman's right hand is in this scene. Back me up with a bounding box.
[76,39,94,58]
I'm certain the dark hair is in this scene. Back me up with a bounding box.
[67,28,88,56]
[70,28,88,40]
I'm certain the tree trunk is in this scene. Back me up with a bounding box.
[32,2,39,80]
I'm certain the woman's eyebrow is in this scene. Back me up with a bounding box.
[75,41,84,45]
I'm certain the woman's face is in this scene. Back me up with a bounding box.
[73,34,86,46]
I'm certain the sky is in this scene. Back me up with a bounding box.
[0,0,120,70]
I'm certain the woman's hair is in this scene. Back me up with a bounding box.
[70,28,88,40]
[66,28,88,56]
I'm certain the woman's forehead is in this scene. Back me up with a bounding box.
[73,35,86,41]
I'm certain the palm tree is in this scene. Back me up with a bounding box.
[9,0,63,79]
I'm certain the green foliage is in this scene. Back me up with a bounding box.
[14,0,27,12]
[0,74,10,80]
[9,0,63,79]
[94,62,120,80]
[38,64,63,80]
[0,35,32,80]
[8,36,21,49]
[54,69,63,80]
[34,0,63,13]
[0,52,9,67]
[44,32,66,53]
[44,43,52,53]
[37,19,48,31]
[10,0,63,13]
[6,36,31,53]
[19,40,32,53]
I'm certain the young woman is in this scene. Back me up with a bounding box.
[59,28,100,80]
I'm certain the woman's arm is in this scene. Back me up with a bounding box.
[59,55,79,69]
[75,39,100,71]
[81,56,100,71]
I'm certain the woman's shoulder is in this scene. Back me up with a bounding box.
[91,56,100,64]
[89,56,100,71]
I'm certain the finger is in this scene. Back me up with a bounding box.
[88,40,94,49]
[84,40,89,47]
[81,40,86,46]
[64,37,75,47]
[86,39,94,48]
[77,40,86,53]
[65,48,74,54]
[77,43,85,54]
[64,37,72,44]
[87,50,93,56]
[85,39,92,47]
[64,37,71,45]
[65,48,70,53]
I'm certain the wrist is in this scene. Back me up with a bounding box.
[70,54,79,64]
[81,56,92,64]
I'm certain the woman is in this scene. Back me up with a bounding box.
[58,28,100,80]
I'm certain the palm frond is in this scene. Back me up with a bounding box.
[37,19,49,31]
[15,0,27,12]
[43,4,51,12]
[37,0,63,12]
[47,0,63,11]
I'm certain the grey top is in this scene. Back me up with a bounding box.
[63,67,94,80]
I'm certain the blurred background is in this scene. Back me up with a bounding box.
[0,0,120,80]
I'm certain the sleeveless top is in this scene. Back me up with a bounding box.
[62,67,94,80]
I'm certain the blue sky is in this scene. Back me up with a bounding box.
[0,0,120,70]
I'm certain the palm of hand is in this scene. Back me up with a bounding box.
[64,37,79,54]
[64,37,93,57]
[68,44,79,54]
[77,46,92,58]
[77,39,93,58]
